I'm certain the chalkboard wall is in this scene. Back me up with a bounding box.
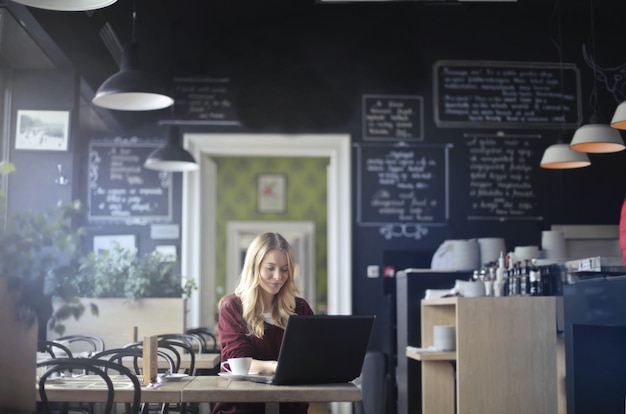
[7,4,626,414]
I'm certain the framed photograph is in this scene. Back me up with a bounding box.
[15,110,70,151]
[93,234,137,255]
[155,245,177,262]
[257,174,287,213]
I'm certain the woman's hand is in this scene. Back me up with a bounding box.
[250,359,278,375]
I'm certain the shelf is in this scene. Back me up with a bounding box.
[406,349,456,361]
[421,297,457,306]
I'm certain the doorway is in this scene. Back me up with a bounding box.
[181,134,352,328]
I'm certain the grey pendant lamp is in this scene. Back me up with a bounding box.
[8,0,116,10]
[92,3,174,111]
[540,143,591,169]
[144,125,199,172]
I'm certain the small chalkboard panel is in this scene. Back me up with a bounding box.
[434,60,581,128]
[466,134,542,221]
[88,138,172,224]
[362,95,423,141]
[172,77,240,125]
[356,144,449,226]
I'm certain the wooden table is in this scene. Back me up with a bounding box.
[37,375,362,414]
[36,374,192,404]
[181,376,362,414]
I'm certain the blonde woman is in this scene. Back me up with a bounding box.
[213,232,314,414]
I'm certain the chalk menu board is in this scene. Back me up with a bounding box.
[88,138,172,224]
[434,60,581,128]
[172,77,240,125]
[466,134,542,221]
[362,95,423,141]
[356,144,449,226]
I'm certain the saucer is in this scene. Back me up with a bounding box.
[218,372,248,381]
[159,373,188,382]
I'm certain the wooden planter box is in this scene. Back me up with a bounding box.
[0,278,37,414]
[47,297,187,349]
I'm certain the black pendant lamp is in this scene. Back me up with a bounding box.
[144,125,198,172]
[92,3,174,111]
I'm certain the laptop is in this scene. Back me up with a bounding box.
[242,314,375,385]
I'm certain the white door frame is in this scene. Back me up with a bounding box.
[181,134,352,328]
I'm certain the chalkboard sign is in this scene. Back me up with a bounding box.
[356,144,450,226]
[434,60,582,129]
[172,77,240,125]
[465,133,542,221]
[362,95,423,141]
[88,138,172,224]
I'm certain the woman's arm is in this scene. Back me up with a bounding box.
[250,359,277,375]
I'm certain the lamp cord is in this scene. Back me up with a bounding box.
[131,0,137,43]
[587,0,601,122]
[550,0,566,143]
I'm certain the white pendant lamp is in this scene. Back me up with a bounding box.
[9,0,117,11]
[610,101,626,130]
[540,143,591,169]
[570,123,625,153]
[144,125,198,172]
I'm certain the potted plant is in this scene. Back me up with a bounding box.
[71,246,196,301]
[50,245,197,348]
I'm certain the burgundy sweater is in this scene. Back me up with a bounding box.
[212,294,314,414]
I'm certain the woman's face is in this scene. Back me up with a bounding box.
[258,249,289,300]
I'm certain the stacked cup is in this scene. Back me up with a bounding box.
[541,230,567,260]
[433,325,456,351]
[477,237,506,266]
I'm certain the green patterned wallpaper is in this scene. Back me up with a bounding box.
[214,156,329,314]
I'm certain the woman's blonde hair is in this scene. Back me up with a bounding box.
[234,232,301,338]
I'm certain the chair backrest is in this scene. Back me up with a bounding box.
[124,340,185,374]
[186,327,218,352]
[157,333,204,354]
[157,339,196,376]
[91,347,177,376]
[38,340,73,359]
[353,351,388,414]
[37,357,141,414]
[55,334,106,354]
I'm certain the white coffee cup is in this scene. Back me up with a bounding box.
[433,325,455,351]
[220,357,252,375]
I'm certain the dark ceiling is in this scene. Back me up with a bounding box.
[5,0,623,133]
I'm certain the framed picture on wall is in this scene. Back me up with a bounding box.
[15,110,70,151]
[257,174,287,213]
[93,234,137,255]
[155,245,177,262]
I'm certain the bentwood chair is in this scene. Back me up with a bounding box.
[185,328,218,352]
[123,341,184,374]
[353,351,388,414]
[124,339,197,413]
[157,333,205,355]
[55,335,106,355]
[91,348,178,414]
[38,340,74,359]
[36,358,141,414]
[91,347,177,376]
